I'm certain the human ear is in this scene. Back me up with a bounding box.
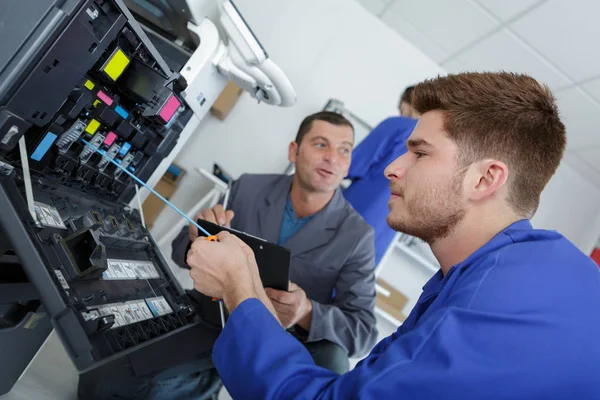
[288,142,298,164]
[468,159,509,201]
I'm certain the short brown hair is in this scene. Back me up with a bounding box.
[412,72,566,217]
[295,111,354,145]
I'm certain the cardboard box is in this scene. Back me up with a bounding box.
[376,279,408,322]
[210,81,243,120]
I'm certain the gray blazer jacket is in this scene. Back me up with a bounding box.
[172,173,378,357]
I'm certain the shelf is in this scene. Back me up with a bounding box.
[394,242,440,275]
[375,306,403,327]
[375,283,391,297]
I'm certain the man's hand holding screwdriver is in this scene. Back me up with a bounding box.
[188,201,236,329]
[189,204,235,241]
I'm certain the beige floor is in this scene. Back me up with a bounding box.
[1,332,78,400]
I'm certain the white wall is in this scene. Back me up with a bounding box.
[532,160,600,255]
[150,0,445,241]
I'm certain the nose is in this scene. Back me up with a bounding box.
[384,153,409,181]
[323,147,337,164]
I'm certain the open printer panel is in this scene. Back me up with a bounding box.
[0,0,219,384]
[0,176,219,372]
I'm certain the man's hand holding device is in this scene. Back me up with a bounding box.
[187,231,282,324]
[189,204,235,241]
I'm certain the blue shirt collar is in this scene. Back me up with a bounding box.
[422,219,533,295]
[456,219,533,270]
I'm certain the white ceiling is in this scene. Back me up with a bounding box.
[356,0,600,187]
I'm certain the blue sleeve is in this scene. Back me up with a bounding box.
[213,298,439,399]
[347,118,414,180]
[213,297,556,399]
[213,299,338,399]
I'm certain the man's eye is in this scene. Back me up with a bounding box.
[415,152,426,159]
[340,148,351,155]
[314,143,325,148]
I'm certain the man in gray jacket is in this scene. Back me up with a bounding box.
[172,111,378,373]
